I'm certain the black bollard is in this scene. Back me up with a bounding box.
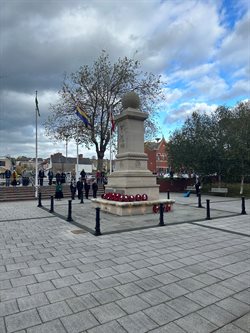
[198,194,202,208]
[206,199,211,220]
[241,196,247,215]
[159,203,165,226]
[67,200,73,222]
[80,191,84,204]
[167,191,170,199]
[95,207,102,236]
[37,192,42,207]
[49,195,54,213]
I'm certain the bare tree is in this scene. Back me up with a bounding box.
[45,51,165,170]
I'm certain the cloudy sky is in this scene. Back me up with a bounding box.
[0,0,249,159]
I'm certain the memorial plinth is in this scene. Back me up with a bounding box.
[93,92,175,216]
[106,106,160,199]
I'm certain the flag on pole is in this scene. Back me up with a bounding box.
[76,105,91,129]
[35,93,40,117]
[110,108,115,134]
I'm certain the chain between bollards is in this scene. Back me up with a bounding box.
[37,192,42,207]
[95,207,102,236]
[49,195,54,213]
[241,196,247,215]
[67,200,73,222]
[206,199,211,220]
[80,191,84,204]
[159,203,165,226]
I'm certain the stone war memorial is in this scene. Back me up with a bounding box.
[92,92,175,215]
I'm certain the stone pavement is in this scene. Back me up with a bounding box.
[0,194,249,332]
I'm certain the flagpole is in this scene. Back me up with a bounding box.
[110,126,112,174]
[35,91,38,198]
[109,106,112,174]
[76,121,79,179]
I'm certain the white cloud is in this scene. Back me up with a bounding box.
[1,0,249,159]
[217,13,250,70]
[186,74,229,100]
[164,102,218,125]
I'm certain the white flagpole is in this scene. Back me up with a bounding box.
[110,126,112,174]
[35,91,38,198]
[109,106,112,174]
[76,121,79,179]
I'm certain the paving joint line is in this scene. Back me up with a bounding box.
[0,215,55,223]
[191,220,250,238]
[39,205,95,235]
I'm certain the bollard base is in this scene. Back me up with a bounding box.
[95,230,102,236]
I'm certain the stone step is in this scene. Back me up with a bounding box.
[0,185,105,202]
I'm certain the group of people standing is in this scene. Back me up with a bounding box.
[39,170,67,186]
[69,169,98,200]
[4,169,17,186]
[3,167,98,200]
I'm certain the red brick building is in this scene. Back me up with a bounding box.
[144,138,169,175]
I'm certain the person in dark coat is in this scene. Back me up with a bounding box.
[38,169,45,186]
[55,182,63,200]
[92,180,98,198]
[48,170,54,185]
[84,180,90,199]
[76,178,83,200]
[5,169,11,186]
[70,179,77,200]
[12,170,17,186]
[55,171,61,184]
[195,179,201,197]
[80,169,86,181]
[61,172,66,184]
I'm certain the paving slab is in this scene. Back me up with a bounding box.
[0,196,249,332]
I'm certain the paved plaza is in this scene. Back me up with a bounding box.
[0,194,249,332]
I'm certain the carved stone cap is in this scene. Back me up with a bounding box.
[122,92,140,110]
[115,108,148,122]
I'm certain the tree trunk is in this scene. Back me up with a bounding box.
[240,175,244,195]
[97,150,104,172]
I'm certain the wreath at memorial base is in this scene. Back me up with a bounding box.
[101,192,148,202]
[152,204,171,213]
